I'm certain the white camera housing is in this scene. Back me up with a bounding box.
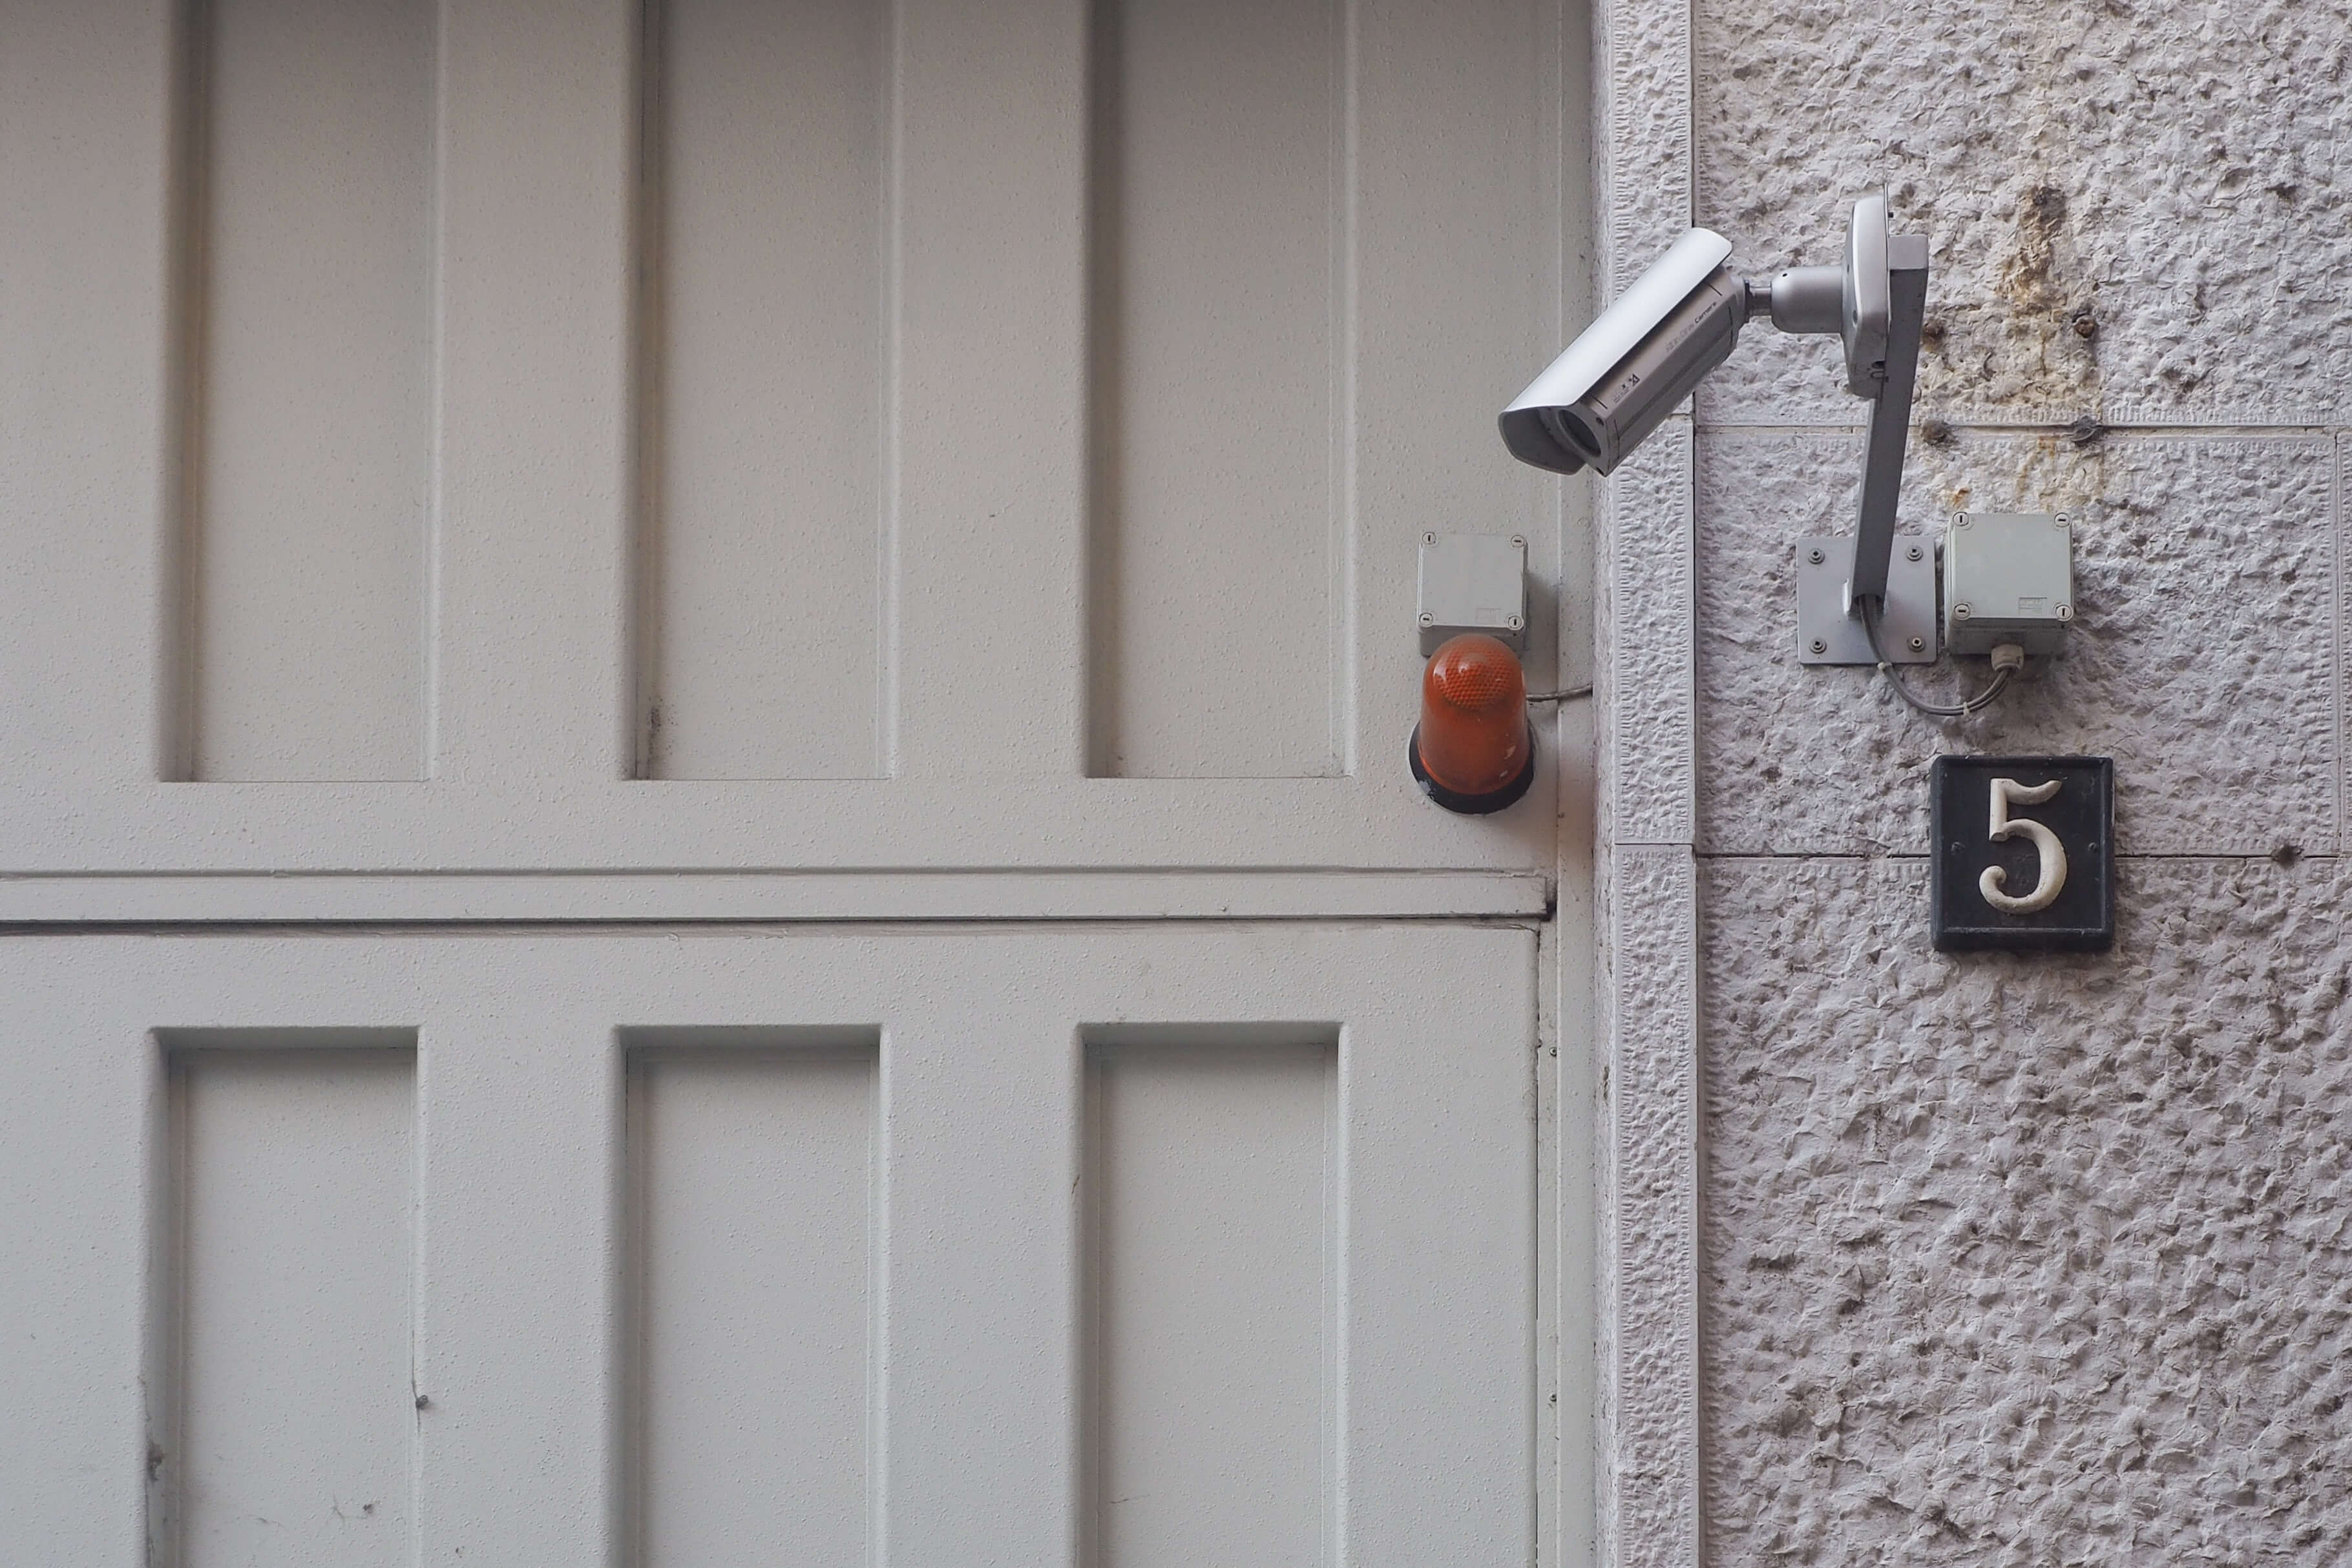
[1501,198,1913,479]
[1499,195,1931,651]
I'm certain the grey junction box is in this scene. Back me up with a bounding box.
[1417,532,1528,656]
[1944,511,2074,656]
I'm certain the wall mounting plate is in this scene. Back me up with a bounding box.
[1796,534,1936,664]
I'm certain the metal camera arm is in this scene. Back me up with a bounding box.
[1743,194,1930,618]
[1845,229,1929,611]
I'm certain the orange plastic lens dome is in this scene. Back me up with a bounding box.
[1410,634,1535,811]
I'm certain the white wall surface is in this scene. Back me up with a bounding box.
[1590,1,2352,1563]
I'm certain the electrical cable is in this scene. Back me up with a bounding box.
[1858,598,2019,717]
[1526,685,1593,704]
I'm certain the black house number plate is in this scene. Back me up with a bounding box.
[1930,755,2114,953]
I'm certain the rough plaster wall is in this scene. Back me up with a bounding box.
[1696,432,2337,859]
[1705,859,2352,1565]
[1695,2,2351,428]
[1650,2,2352,1565]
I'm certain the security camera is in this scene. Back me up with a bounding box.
[1501,193,1928,619]
[1499,229,1748,477]
[1501,194,1913,479]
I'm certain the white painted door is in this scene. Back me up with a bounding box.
[3,926,1536,1565]
[0,0,1584,1562]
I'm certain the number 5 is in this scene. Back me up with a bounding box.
[1979,778,2067,914]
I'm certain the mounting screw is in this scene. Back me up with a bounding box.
[1809,638,1827,655]
[1510,535,1527,550]
[2057,604,2073,621]
[1418,611,1434,627]
[1953,514,1971,528]
[1909,635,1925,651]
[1423,531,1438,545]
[1953,603,1972,619]
[1506,614,1523,631]
[1808,547,1825,565]
[1906,545,1924,562]
[2054,514,2071,527]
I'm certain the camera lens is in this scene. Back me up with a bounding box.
[1548,406,1604,463]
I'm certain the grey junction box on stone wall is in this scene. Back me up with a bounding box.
[1417,532,1528,656]
[1944,512,2074,656]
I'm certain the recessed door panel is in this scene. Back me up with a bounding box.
[625,1034,878,1565]
[1087,0,1344,780]
[638,0,890,781]
[184,0,435,781]
[163,1038,415,1566]
[0,927,1533,1566]
[1085,1034,1336,1567]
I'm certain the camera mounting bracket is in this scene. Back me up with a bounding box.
[1496,190,1935,668]
[1769,195,1931,664]
[1847,224,1930,611]
[1796,533,1937,664]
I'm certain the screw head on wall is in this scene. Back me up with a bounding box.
[1809,547,1825,565]
[2057,604,2073,621]
[1909,635,1925,651]
[1953,603,1972,619]
[1809,638,1827,655]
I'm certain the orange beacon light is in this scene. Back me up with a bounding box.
[1409,633,1536,813]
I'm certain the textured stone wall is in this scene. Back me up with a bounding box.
[1660,3,2352,1565]
[1705,859,2352,1565]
